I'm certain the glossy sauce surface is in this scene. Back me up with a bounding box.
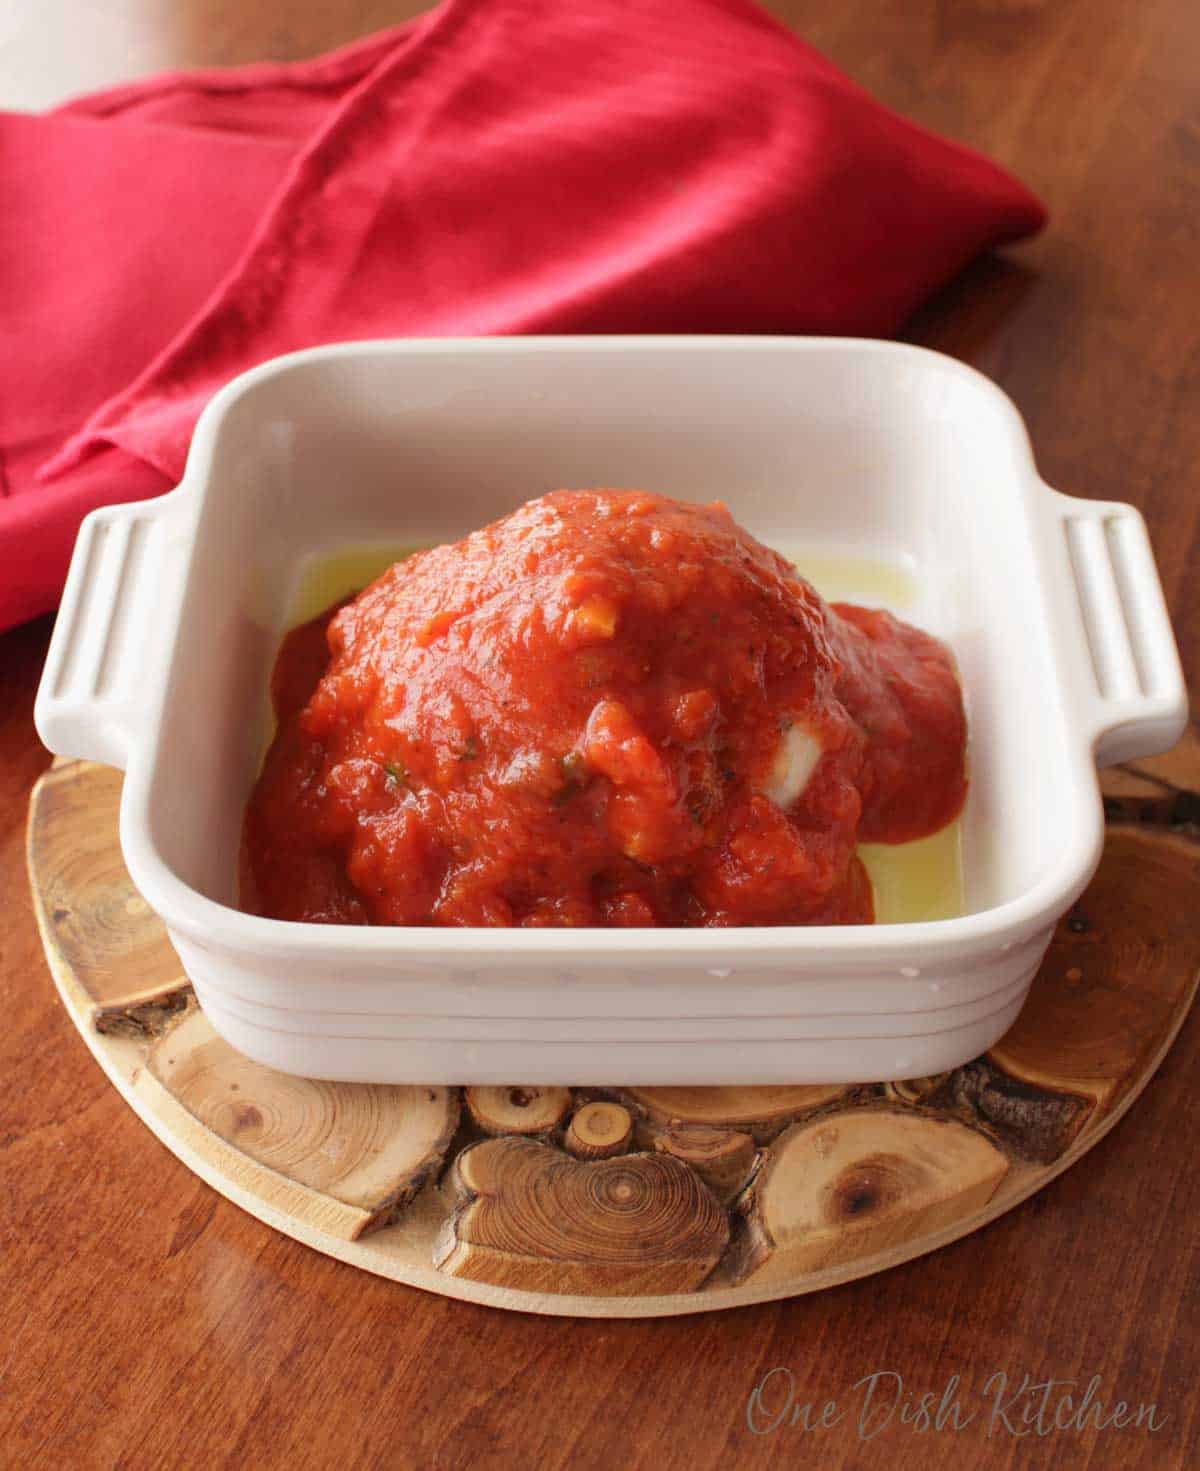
[244,493,966,927]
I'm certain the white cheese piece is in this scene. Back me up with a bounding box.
[761,724,824,810]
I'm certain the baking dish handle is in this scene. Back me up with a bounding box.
[35,493,186,772]
[1047,489,1187,768]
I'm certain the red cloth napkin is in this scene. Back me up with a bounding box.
[0,0,1045,631]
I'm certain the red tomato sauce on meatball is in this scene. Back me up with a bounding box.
[243,491,966,927]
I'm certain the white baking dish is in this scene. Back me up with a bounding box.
[35,337,1187,1084]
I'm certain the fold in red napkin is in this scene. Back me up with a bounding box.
[0,0,1045,631]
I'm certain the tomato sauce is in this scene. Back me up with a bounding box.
[243,491,966,928]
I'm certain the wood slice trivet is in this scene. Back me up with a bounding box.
[26,748,1200,1318]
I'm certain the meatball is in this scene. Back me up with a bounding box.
[244,491,966,927]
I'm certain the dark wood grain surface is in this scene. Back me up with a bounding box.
[1,2,1197,1467]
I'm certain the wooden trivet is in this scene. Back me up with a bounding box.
[26,742,1200,1317]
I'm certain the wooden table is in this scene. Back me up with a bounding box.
[1,2,1196,1467]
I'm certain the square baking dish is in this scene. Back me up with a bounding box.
[35,337,1187,1084]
